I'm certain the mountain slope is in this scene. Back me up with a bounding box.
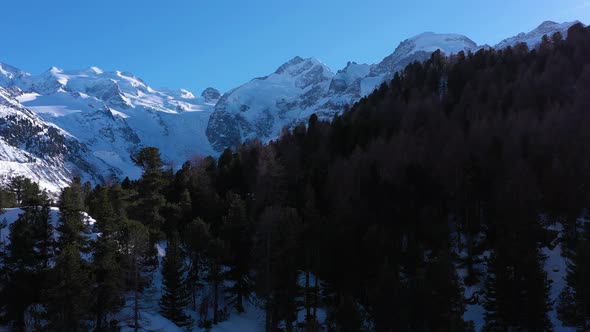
[2,66,220,182]
[0,87,104,191]
[206,33,479,151]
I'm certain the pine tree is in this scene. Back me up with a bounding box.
[2,209,42,327]
[57,177,90,252]
[0,187,54,328]
[44,244,92,331]
[207,237,227,324]
[483,240,552,331]
[183,218,211,311]
[222,193,252,313]
[160,233,194,329]
[121,219,150,332]
[90,185,125,331]
[131,147,167,268]
[43,179,92,331]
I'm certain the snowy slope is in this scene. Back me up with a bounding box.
[0,87,105,192]
[206,56,335,150]
[1,66,220,183]
[0,207,96,245]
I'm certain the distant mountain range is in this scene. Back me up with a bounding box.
[0,20,581,190]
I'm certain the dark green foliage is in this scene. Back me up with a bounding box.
[221,193,252,313]
[160,233,194,329]
[89,185,125,331]
[43,244,92,331]
[43,178,93,331]
[183,218,210,312]
[57,177,90,251]
[0,185,54,328]
[130,147,168,269]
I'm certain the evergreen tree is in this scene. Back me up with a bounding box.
[160,233,194,329]
[121,219,150,332]
[43,178,92,331]
[222,193,252,313]
[183,218,211,311]
[57,177,90,252]
[558,221,590,329]
[207,237,227,324]
[0,187,54,328]
[90,185,125,331]
[43,244,92,331]
[131,147,167,268]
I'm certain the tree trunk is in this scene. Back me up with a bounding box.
[305,270,311,321]
[134,256,140,332]
[213,278,219,323]
[312,273,318,320]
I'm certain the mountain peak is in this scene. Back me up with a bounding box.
[494,20,580,50]
[201,87,221,102]
[371,32,477,77]
[86,66,104,75]
[274,56,326,75]
[537,21,559,29]
[405,32,478,52]
[48,66,63,74]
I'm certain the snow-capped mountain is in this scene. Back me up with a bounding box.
[207,21,583,152]
[0,87,103,191]
[494,21,579,50]
[0,20,582,190]
[206,33,479,151]
[0,65,220,187]
[206,56,335,150]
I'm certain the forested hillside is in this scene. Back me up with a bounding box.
[1,23,590,332]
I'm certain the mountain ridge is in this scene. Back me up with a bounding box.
[0,20,583,190]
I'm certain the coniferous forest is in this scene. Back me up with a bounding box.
[1,23,590,332]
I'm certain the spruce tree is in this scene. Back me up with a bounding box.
[160,233,193,329]
[222,193,252,313]
[183,218,211,311]
[43,179,92,331]
[43,244,92,331]
[131,147,167,268]
[207,237,227,324]
[90,185,125,331]
[121,219,150,332]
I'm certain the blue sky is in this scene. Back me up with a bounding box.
[0,0,588,94]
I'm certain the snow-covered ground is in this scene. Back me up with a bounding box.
[457,222,576,332]
[0,207,96,246]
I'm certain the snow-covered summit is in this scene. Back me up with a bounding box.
[494,20,580,49]
[372,32,477,76]
[206,57,335,151]
[0,62,29,86]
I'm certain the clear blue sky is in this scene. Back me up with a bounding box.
[0,0,588,94]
